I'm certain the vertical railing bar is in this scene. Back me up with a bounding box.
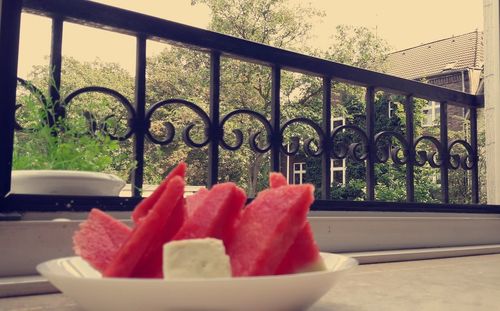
[440,101,449,203]
[404,95,415,202]
[270,65,281,172]
[48,16,63,122]
[321,77,332,200]
[208,51,221,188]
[0,0,22,199]
[365,86,376,201]
[131,35,146,197]
[470,107,479,203]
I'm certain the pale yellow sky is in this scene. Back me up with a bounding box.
[17,0,483,77]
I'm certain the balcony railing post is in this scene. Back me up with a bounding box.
[440,101,449,203]
[405,95,415,202]
[0,0,22,198]
[208,51,221,187]
[365,87,376,201]
[270,66,281,172]
[321,77,332,199]
[470,107,479,203]
[131,36,146,197]
[48,17,63,123]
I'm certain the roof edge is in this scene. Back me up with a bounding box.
[389,30,483,55]
[411,66,483,80]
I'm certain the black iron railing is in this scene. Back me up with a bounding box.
[0,0,496,213]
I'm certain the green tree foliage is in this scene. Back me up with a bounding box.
[192,0,324,49]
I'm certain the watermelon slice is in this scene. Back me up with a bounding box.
[269,172,287,188]
[73,208,131,273]
[104,176,186,278]
[275,222,324,274]
[269,172,323,275]
[227,184,314,276]
[131,162,186,224]
[174,183,246,247]
[185,187,209,218]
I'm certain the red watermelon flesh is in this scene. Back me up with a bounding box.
[73,208,131,273]
[104,176,185,278]
[269,172,288,188]
[131,162,186,224]
[174,183,246,247]
[269,172,322,275]
[185,187,209,218]
[275,222,322,275]
[227,184,314,277]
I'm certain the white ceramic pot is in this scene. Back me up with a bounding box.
[11,170,126,196]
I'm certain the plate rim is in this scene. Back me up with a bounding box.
[37,252,358,283]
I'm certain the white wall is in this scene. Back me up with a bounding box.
[484,0,500,203]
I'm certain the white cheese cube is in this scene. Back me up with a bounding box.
[163,238,231,279]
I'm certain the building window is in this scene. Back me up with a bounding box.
[332,116,345,129]
[293,162,306,184]
[422,101,440,127]
[388,101,396,118]
[331,117,347,185]
[331,158,346,185]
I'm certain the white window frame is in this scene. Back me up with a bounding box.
[292,162,306,184]
[331,117,346,185]
[331,160,346,185]
[388,101,396,118]
[331,116,344,130]
[422,101,440,127]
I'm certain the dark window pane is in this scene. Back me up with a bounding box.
[333,120,343,128]
[334,171,343,184]
[333,159,343,167]
[294,173,301,184]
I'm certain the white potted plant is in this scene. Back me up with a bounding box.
[11,83,126,196]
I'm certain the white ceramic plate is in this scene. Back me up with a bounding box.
[37,253,357,311]
[11,170,125,196]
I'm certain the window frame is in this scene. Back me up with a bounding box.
[422,101,440,127]
[2,0,500,297]
[292,162,306,184]
[331,117,347,185]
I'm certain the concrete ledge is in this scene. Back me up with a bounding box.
[308,213,500,252]
[2,212,500,276]
[0,276,57,298]
[345,244,500,264]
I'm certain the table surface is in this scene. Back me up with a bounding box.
[1,254,499,311]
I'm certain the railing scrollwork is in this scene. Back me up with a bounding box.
[15,77,48,131]
[219,109,272,153]
[414,135,443,168]
[280,117,324,157]
[330,125,369,162]
[373,131,409,165]
[145,98,211,148]
[448,139,475,170]
[63,86,136,141]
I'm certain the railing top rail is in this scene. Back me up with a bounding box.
[23,0,480,108]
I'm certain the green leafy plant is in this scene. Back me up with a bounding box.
[13,86,121,172]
